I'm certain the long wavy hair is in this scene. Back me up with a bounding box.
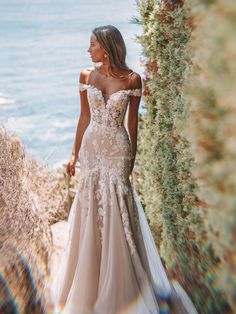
[92,25,132,78]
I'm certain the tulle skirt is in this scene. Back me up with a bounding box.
[47,178,198,314]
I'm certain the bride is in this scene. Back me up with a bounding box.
[50,25,198,314]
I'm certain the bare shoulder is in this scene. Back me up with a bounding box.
[129,71,142,90]
[79,67,95,84]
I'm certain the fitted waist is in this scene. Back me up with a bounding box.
[88,120,125,129]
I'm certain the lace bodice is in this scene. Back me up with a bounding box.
[79,83,142,127]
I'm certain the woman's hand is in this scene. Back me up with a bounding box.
[66,156,77,177]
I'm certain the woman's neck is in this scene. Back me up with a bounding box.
[96,63,112,77]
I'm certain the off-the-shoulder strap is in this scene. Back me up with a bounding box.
[78,82,90,92]
[129,88,142,97]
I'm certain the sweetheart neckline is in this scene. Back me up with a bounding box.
[80,83,142,108]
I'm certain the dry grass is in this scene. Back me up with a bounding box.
[0,124,76,312]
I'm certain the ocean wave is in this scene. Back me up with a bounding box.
[0,93,16,106]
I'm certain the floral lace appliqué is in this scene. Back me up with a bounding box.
[78,83,142,127]
[77,81,142,255]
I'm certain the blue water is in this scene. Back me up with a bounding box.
[0,0,143,168]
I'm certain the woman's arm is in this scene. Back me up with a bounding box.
[127,72,142,174]
[71,69,91,159]
[67,69,91,176]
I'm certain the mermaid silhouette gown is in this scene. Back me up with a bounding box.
[50,82,198,314]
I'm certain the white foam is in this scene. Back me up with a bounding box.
[0,93,16,106]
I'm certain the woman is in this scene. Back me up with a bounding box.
[51,25,198,314]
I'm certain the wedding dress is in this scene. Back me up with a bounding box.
[49,82,198,314]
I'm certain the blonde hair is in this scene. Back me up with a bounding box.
[92,25,132,78]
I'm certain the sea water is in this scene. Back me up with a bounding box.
[0,0,143,168]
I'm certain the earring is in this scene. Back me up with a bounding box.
[104,53,108,58]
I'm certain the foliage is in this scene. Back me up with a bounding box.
[187,0,236,309]
[133,0,232,312]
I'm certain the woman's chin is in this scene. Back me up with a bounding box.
[92,58,102,64]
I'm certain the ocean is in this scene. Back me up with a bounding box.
[0,0,143,168]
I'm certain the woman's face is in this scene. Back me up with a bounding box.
[88,33,105,63]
